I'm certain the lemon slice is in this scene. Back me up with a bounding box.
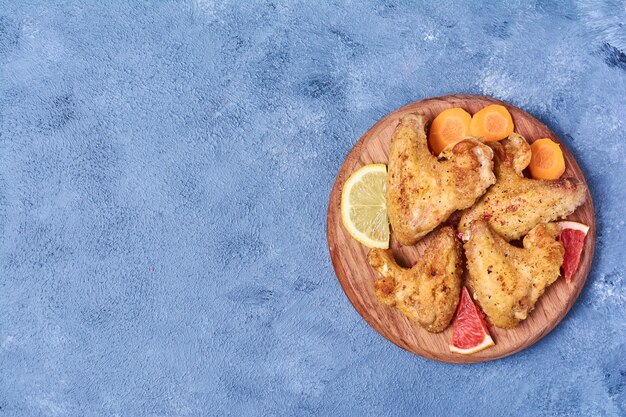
[341,164,389,249]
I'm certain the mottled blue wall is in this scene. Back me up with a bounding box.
[0,1,624,416]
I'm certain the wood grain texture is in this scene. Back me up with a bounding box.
[326,95,595,363]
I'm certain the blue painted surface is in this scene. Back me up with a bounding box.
[0,1,624,416]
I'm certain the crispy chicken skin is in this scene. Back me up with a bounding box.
[368,226,463,333]
[459,133,586,241]
[464,220,564,329]
[386,114,495,245]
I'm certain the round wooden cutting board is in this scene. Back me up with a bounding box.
[326,94,595,363]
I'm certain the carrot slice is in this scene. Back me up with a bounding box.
[529,138,566,180]
[428,108,472,155]
[469,104,514,142]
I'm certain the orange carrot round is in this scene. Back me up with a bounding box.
[428,107,472,155]
[529,138,565,180]
[469,104,514,142]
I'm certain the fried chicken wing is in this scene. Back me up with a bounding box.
[459,133,586,241]
[464,220,564,328]
[387,114,495,245]
[368,226,462,333]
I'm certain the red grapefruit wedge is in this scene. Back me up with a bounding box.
[449,287,494,354]
[558,221,589,284]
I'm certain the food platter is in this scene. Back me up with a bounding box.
[326,94,595,363]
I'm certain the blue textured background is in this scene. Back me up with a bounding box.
[0,1,624,416]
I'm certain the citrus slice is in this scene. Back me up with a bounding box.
[449,287,494,354]
[557,221,589,284]
[558,221,590,235]
[341,164,389,249]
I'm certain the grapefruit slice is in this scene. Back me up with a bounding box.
[449,287,495,354]
[557,221,589,284]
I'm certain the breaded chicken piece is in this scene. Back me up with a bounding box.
[459,133,586,241]
[368,226,462,333]
[464,220,564,329]
[387,114,495,245]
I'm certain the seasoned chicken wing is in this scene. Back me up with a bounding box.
[459,133,586,241]
[387,114,495,246]
[464,220,564,329]
[368,226,462,333]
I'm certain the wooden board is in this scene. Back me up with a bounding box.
[326,94,595,363]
